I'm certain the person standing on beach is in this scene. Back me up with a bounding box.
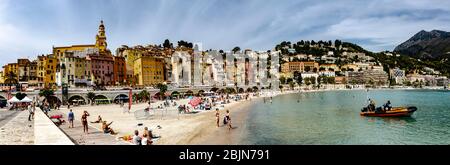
[215,108,220,127]
[68,109,74,128]
[81,111,90,134]
[226,110,232,131]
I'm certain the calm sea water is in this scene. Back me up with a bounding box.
[241,89,450,145]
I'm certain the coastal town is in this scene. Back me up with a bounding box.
[0,20,449,145]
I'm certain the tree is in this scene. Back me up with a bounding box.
[163,39,173,48]
[313,67,318,73]
[232,47,241,53]
[304,77,311,86]
[219,50,224,54]
[156,83,168,100]
[86,92,96,105]
[279,76,286,84]
[139,90,150,102]
[39,89,55,99]
[252,86,258,92]
[289,81,295,89]
[177,40,193,48]
[305,66,311,72]
[319,67,326,71]
[310,77,316,85]
[15,92,27,100]
[293,71,303,85]
[286,78,293,84]
[335,40,342,49]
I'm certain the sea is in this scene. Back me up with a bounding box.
[240,89,450,144]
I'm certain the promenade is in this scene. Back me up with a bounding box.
[0,110,34,145]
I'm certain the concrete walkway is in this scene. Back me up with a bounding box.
[0,110,34,145]
[34,110,74,145]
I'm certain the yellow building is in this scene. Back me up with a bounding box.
[4,63,19,82]
[133,56,165,86]
[117,44,169,85]
[53,20,109,61]
[341,64,359,71]
[37,55,57,88]
[53,45,96,59]
[0,71,4,84]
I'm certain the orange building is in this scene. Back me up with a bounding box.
[113,56,127,85]
[281,61,319,73]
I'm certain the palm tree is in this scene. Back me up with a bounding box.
[156,83,168,100]
[139,90,150,102]
[5,71,18,92]
[86,92,96,105]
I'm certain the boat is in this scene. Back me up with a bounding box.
[360,106,417,117]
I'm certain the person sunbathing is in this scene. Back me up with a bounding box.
[102,121,117,135]
[90,115,102,123]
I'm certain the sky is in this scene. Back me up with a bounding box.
[1,0,450,66]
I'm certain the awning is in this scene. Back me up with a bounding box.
[21,96,33,103]
[7,96,20,103]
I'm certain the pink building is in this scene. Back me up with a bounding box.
[86,52,114,86]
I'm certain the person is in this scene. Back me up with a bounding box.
[143,127,150,137]
[367,99,375,111]
[384,100,392,111]
[102,121,116,135]
[226,110,232,131]
[91,115,102,123]
[28,104,35,121]
[122,105,128,113]
[215,108,220,127]
[141,134,151,145]
[133,130,142,145]
[68,109,74,128]
[81,111,90,134]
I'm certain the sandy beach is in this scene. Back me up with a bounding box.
[52,94,257,145]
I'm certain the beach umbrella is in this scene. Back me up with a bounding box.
[189,97,202,107]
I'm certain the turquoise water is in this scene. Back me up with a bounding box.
[241,90,450,144]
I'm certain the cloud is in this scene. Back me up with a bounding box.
[1,0,450,66]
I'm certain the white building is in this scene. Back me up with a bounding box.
[389,67,405,85]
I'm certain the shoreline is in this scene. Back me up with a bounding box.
[31,87,448,145]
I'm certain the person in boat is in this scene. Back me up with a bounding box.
[383,100,392,111]
[367,99,376,111]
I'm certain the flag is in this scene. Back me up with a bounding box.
[128,89,132,111]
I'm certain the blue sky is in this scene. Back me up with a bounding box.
[1,0,450,66]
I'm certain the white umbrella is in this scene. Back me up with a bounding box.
[21,96,33,103]
[7,96,20,103]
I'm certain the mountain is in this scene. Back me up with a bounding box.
[394,30,450,59]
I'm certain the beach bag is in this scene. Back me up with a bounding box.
[223,116,228,124]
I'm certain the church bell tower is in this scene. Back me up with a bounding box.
[95,20,107,52]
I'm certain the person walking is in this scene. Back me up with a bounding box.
[215,108,220,127]
[28,103,35,121]
[81,111,90,134]
[68,109,74,128]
